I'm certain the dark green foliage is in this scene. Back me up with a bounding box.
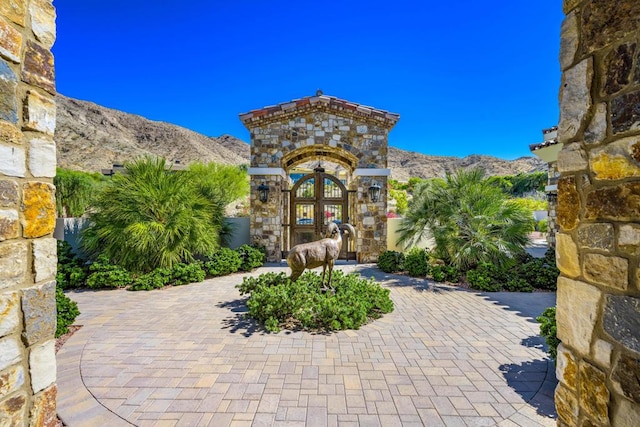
[238,270,394,333]
[56,240,87,289]
[171,262,206,285]
[129,268,173,291]
[466,263,503,291]
[81,156,222,273]
[236,244,266,271]
[429,264,460,283]
[55,286,80,337]
[537,306,560,360]
[204,247,242,276]
[504,277,534,292]
[404,247,430,277]
[86,254,132,288]
[515,249,559,291]
[54,168,104,217]
[486,172,548,197]
[377,250,405,273]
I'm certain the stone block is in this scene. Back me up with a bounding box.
[30,385,57,427]
[556,233,580,278]
[21,281,55,346]
[579,361,610,425]
[28,138,56,177]
[22,181,55,238]
[0,291,19,338]
[23,90,56,135]
[614,397,640,427]
[0,364,24,399]
[581,0,640,54]
[29,0,56,48]
[558,143,588,173]
[555,383,578,426]
[0,59,18,123]
[0,0,25,26]
[21,41,55,95]
[576,223,614,250]
[558,58,593,143]
[612,90,640,134]
[556,344,578,390]
[586,182,640,221]
[0,17,21,63]
[558,176,579,231]
[0,144,25,177]
[0,393,27,427]
[560,12,579,71]
[0,120,21,145]
[0,241,27,289]
[619,224,640,254]
[590,137,640,180]
[32,238,56,282]
[29,339,55,393]
[557,277,601,355]
[603,295,640,354]
[612,354,640,403]
[585,103,607,145]
[602,42,636,95]
[0,180,19,207]
[0,336,21,371]
[593,339,613,369]
[583,253,628,290]
[0,209,19,240]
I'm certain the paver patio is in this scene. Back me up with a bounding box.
[57,263,557,426]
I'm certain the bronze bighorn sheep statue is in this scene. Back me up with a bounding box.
[287,222,355,286]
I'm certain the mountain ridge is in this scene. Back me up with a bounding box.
[54,94,546,179]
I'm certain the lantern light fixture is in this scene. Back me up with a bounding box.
[368,181,381,203]
[258,182,270,203]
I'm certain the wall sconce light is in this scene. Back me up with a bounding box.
[258,182,270,203]
[368,181,381,203]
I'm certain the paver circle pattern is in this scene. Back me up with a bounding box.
[57,264,557,427]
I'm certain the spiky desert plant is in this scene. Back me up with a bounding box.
[81,156,220,272]
[398,168,532,271]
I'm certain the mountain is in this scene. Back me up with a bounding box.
[55,95,546,178]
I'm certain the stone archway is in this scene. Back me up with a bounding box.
[239,92,399,262]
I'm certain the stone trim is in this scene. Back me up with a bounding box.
[352,168,391,177]
[247,167,287,178]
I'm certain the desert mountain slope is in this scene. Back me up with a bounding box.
[55,95,546,178]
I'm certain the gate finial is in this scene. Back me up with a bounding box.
[316,89,323,96]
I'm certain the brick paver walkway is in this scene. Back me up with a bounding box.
[57,264,557,426]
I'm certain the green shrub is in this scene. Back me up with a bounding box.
[466,263,502,292]
[171,262,206,285]
[236,244,266,271]
[56,287,80,337]
[56,241,87,289]
[537,306,560,360]
[377,250,405,273]
[516,249,559,291]
[429,264,460,283]
[404,247,430,277]
[238,270,394,333]
[537,218,548,233]
[129,268,172,291]
[205,247,242,276]
[86,254,132,289]
[504,277,534,292]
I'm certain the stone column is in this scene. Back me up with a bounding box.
[555,1,640,425]
[353,174,388,263]
[249,174,285,262]
[0,1,58,425]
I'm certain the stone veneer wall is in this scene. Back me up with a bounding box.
[0,1,58,425]
[547,161,559,247]
[243,99,396,263]
[555,1,640,425]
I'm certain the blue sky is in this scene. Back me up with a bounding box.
[52,1,564,160]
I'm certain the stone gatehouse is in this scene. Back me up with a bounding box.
[240,92,399,263]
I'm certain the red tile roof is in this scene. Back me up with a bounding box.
[239,94,400,128]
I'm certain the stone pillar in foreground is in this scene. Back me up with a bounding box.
[0,0,58,425]
[555,1,640,425]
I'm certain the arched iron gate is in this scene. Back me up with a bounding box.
[285,168,355,260]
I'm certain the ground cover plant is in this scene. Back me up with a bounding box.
[237,271,394,333]
[55,241,82,337]
[537,306,559,361]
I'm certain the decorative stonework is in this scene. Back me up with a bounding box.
[22,40,55,95]
[0,59,18,123]
[241,94,398,262]
[557,2,640,424]
[22,181,55,238]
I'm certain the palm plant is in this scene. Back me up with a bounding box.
[81,156,221,272]
[398,168,532,271]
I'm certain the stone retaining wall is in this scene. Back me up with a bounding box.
[0,0,58,425]
[555,1,640,425]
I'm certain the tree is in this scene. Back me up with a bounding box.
[398,168,532,271]
[54,168,104,217]
[81,156,221,272]
[186,162,249,206]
